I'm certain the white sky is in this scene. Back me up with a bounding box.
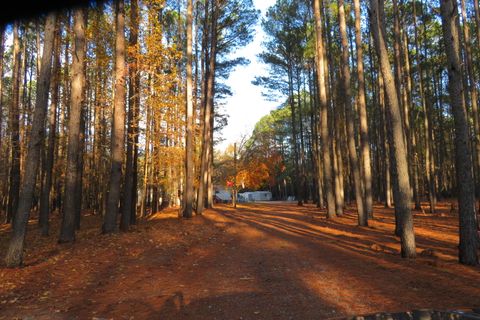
[216,0,285,151]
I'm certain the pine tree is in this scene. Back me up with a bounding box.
[5,13,57,267]
[59,8,87,243]
[369,0,416,258]
[440,0,479,266]
[103,0,126,233]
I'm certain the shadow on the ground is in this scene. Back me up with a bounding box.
[206,204,480,305]
[1,202,479,320]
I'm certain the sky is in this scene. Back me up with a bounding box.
[216,0,285,151]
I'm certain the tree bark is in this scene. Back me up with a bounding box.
[183,0,194,218]
[333,87,344,216]
[313,0,335,218]
[440,0,479,266]
[39,21,61,236]
[0,26,5,215]
[353,0,373,218]
[369,0,416,258]
[207,122,214,209]
[288,67,302,206]
[339,0,366,226]
[6,22,22,225]
[296,68,306,205]
[460,0,480,198]
[311,67,324,208]
[121,0,139,230]
[140,79,152,217]
[59,8,86,243]
[0,26,4,181]
[197,0,218,215]
[130,0,140,226]
[75,104,85,230]
[103,0,126,234]
[412,1,436,213]
[5,13,56,267]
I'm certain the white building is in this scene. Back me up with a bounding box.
[238,191,272,202]
[215,190,232,202]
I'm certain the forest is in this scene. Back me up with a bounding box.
[0,0,479,316]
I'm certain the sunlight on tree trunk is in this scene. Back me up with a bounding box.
[440,0,479,266]
[103,0,126,234]
[59,8,86,243]
[5,13,56,267]
[369,0,416,258]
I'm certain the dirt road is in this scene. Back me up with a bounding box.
[1,202,479,319]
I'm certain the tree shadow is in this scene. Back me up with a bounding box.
[210,205,480,301]
[1,202,479,320]
[220,203,470,267]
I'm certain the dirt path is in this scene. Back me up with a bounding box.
[1,202,480,319]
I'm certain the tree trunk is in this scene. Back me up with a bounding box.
[288,67,302,206]
[39,21,61,236]
[333,87,344,216]
[412,1,436,213]
[460,0,480,199]
[4,13,56,267]
[207,102,214,209]
[353,0,373,218]
[0,26,5,216]
[75,105,85,230]
[392,0,419,212]
[6,22,22,225]
[56,15,71,216]
[440,0,479,266]
[130,0,140,225]
[369,0,416,258]
[59,8,86,243]
[183,0,194,218]
[379,72,392,208]
[121,0,139,230]
[296,68,306,205]
[0,26,4,185]
[339,0,366,226]
[103,0,126,234]
[310,66,324,208]
[197,0,218,215]
[313,0,335,218]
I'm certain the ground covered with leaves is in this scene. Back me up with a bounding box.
[1,201,479,319]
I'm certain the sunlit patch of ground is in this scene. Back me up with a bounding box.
[0,200,479,319]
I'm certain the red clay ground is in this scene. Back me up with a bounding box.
[1,201,479,319]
